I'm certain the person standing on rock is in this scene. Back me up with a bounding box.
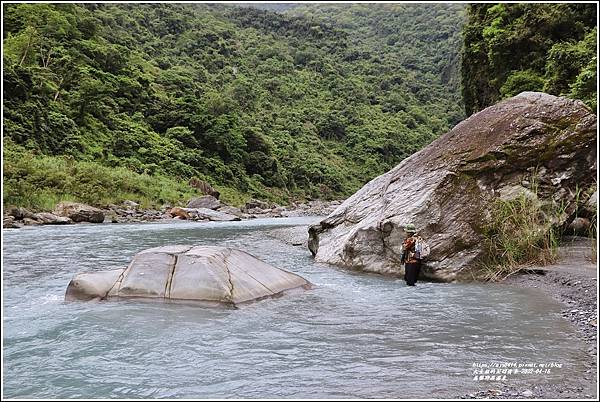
[400,223,429,286]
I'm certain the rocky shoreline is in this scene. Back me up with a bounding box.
[3,198,342,229]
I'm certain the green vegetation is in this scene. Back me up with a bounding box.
[461,3,597,115]
[3,3,466,210]
[573,184,597,263]
[3,139,201,210]
[477,192,563,281]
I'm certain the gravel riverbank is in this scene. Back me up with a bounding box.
[462,237,597,400]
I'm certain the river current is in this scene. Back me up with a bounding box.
[2,217,588,398]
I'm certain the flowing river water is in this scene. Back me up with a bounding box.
[2,217,589,398]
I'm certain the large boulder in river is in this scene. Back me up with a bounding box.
[65,246,311,306]
[54,202,104,223]
[308,92,596,282]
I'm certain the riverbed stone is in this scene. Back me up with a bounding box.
[53,202,104,223]
[244,199,270,211]
[22,217,42,226]
[3,216,24,229]
[308,92,597,282]
[187,195,221,210]
[119,252,176,298]
[65,246,311,306]
[169,207,191,219]
[6,206,34,220]
[217,205,244,218]
[183,208,241,221]
[32,212,72,225]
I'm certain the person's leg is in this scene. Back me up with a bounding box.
[413,262,421,285]
[405,263,417,286]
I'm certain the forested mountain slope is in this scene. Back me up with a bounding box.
[3,3,465,208]
[461,3,597,115]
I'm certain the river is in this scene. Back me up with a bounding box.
[2,217,589,398]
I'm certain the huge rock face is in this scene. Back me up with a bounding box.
[65,246,311,306]
[308,92,596,282]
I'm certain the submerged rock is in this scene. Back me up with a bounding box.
[308,92,597,282]
[266,226,309,247]
[65,246,311,306]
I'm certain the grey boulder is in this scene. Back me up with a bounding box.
[308,92,596,282]
[6,206,34,220]
[32,212,72,225]
[244,199,271,211]
[187,195,221,210]
[183,208,241,222]
[217,205,245,218]
[65,246,311,306]
[3,216,23,229]
[54,202,104,223]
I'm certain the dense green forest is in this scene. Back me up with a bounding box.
[462,3,597,115]
[2,3,596,211]
[2,3,465,209]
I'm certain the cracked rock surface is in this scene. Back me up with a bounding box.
[308,92,597,281]
[65,246,311,306]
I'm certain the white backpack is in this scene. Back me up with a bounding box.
[415,237,430,259]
